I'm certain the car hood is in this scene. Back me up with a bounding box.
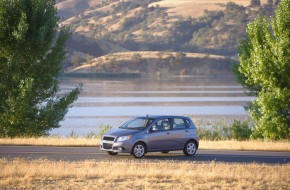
[104,128,141,137]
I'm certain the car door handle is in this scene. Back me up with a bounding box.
[185,130,188,132]
[167,132,170,134]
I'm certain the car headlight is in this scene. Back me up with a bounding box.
[117,135,132,142]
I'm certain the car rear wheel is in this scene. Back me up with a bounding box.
[183,141,197,156]
[107,151,118,155]
[132,142,146,158]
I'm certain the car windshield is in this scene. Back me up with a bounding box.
[120,117,154,130]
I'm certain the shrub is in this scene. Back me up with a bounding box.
[68,131,79,138]
[98,125,113,138]
[86,131,97,139]
[197,120,231,140]
[251,0,261,6]
[196,119,253,141]
[231,120,252,140]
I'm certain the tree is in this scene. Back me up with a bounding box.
[235,0,290,139]
[275,0,281,5]
[175,52,186,64]
[250,0,261,6]
[267,0,273,5]
[0,0,81,137]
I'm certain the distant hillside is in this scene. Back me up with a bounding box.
[56,0,278,76]
[66,51,234,77]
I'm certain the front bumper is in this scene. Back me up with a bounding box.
[100,140,132,153]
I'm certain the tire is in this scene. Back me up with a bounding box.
[161,151,169,154]
[107,151,118,155]
[183,141,197,156]
[132,142,146,158]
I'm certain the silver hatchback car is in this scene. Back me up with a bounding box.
[100,115,199,158]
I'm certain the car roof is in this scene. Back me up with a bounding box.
[141,115,190,120]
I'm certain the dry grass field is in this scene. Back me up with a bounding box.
[57,0,269,19]
[150,0,232,18]
[0,158,289,189]
[151,0,269,18]
[201,140,290,152]
[0,137,100,147]
[0,137,289,152]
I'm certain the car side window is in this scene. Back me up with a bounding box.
[172,118,187,129]
[151,118,171,132]
[185,119,192,128]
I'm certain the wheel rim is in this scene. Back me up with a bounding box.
[134,144,144,157]
[187,142,196,155]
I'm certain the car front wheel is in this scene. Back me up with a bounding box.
[132,143,146,158]
[183,141,197,156]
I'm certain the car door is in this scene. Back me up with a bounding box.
[147,118,174,151]
[169,117,191,149]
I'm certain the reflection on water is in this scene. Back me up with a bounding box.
[77,97,255,103]
[66,106,247,117]
[50,76,252,136]
[113,90,246,94]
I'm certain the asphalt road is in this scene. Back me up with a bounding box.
[1,146,289,164]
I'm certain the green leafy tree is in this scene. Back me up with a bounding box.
[251,0,261,6]
[235,0,290,139]
[0,0,81,137]
[275,0,281,5]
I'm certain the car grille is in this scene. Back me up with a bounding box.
[103,143,113,149]
[103,136,115,141]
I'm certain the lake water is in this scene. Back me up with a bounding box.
[50,76,253,136]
